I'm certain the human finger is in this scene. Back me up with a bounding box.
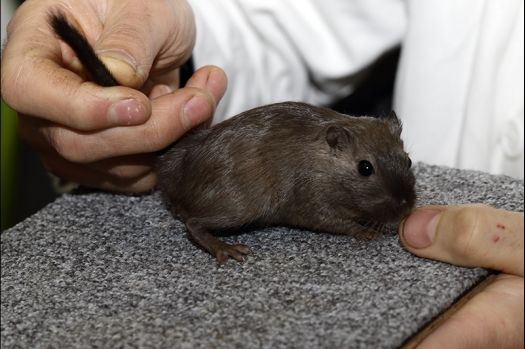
[20,111,158,192]
[143,69,180,99]
[96,0,195,88]
[38,147,158,192]
[32,88,210,163]
[1,3,151,131]
[399,204,524,277]
[146,64,228,103]
[417,273,524,349]
[183,65,228,126]
[26,67,226,163]
[184,65,228,104]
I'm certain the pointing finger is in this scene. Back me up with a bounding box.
[399,204,524,277]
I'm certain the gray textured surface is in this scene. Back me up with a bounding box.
[2,163,523,349]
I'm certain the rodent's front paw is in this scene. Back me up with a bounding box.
[215,244,253,266]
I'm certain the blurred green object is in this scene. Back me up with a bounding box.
[1,99,20,233]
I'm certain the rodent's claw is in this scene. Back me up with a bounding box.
[216,244,253,266]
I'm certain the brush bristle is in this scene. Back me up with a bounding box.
[50,11,118,87]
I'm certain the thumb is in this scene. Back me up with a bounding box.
[399,204,524,277]
[94,1,195,88]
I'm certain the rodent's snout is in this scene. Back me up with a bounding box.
[378,174,417,223]
[394,184,417,220]
[398,198,415,219]
[386,197,415,223]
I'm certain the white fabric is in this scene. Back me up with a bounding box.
[395,0,524,179]
[188,0,407,119]
[188,0,524,179]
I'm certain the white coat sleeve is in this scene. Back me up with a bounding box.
[187,0,407,123]
[394,0,524,179]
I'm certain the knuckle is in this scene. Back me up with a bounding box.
[69,85,108,130]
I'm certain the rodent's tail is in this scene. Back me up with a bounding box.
[50,11,118,87]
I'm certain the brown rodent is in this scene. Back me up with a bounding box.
[158,102,416,265]
[50,13,416,265]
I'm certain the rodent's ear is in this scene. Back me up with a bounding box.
[385,110,402,137]
[326,125,351,155]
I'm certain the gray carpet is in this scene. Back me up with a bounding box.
[1,163,523,349]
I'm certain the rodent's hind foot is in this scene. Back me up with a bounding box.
[216,243,253,266]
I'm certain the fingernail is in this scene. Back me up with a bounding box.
[402,209,441,248]
[183,97,212,129]
[99,51,137,73]
[109,99,148,125]
[98,52,139,86]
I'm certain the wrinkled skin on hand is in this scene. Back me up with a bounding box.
[1,0,227,192]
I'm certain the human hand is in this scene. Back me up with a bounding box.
[1,0,228,192]
[400,204,524,349]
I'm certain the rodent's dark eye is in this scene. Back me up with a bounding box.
[358,160,375,177]
[408,158,412,168]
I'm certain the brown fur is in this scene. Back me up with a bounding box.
[157,102,416,265]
